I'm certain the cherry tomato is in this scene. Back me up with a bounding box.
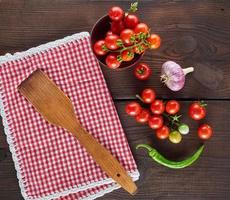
[105,34,119,50]
[141,88,156,104]
[125,102,142,116]
[133,44,147,54]
[135,109,150,123]
[146,34,161,49]
[148,115,163,129]
[108,6,124,21]
[156,125,170,139]
[120,29,135,45]
[169,131,182,144]
[121,50,134,61]
[166,100,180,115]
[151,100,165,115]
[93,40,107,56]
[106,31,113,36]
[111,21,125,34]
[105,53,121,69]
[134,63,151,80]
[189,102,206,120]
[198,124,213,140]
[178,123,189,135]
[124,14,139,29]
[134,23,149,34]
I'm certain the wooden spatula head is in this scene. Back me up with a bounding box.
[18,69,78,132]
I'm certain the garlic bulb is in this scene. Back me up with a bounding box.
[161,61,194,91]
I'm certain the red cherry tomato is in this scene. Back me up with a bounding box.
[141,88,156,104]
[125,102,142,116]
[134,23,149,34]
[133,44,147,54]
[106,31,113,36]
[156,125,170,139]
[111,21,125,34]
[189,102,206,120]
[151,100,165,115]
[120,29,135,45]
[124,14,139,29]
[93,40,107,56]
[135,109,150,123]
[198,124,213,140]
[121,50,134,62]
[108,6,124,21]
[146,34,161,49]
[134,63,151,80]
[148,115,163,129]
[105,53,121,69]
[166,100,180,115]
[105,34,119,50]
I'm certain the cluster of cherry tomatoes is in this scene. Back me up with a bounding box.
[93,3,161,69]
[125,88,213,143]
[189,102,213,140]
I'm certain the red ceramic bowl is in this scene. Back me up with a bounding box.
[90,15,143,70]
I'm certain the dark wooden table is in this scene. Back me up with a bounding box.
[0,1,230,199]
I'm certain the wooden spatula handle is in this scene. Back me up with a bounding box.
[70,124,137,195]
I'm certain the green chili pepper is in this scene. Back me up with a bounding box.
[136,144,204,169]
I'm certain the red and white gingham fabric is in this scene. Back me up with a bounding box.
[0,32,139,200]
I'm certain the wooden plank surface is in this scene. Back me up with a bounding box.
[0,101,230,200]
[0,0,230,200]
[0,0,230,99]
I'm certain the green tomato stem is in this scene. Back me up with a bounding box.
[136,94,144,102]
[162,113,181,127]
[200,100,208,107]
[107,39,147,53]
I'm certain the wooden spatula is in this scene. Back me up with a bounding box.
[18,69,137,195]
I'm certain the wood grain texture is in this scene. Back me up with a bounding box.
[106,101,230,200]
[0,0,230,99]
[0,0,230,200]
[1,101,230,200]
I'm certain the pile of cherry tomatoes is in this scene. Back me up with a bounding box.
[93,2,213,144]
[125,88,213,144]
[93,3,161,69]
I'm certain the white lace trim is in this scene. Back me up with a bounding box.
[0,32,140,200]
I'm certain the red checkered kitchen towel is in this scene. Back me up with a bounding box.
[0,32,139,200]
